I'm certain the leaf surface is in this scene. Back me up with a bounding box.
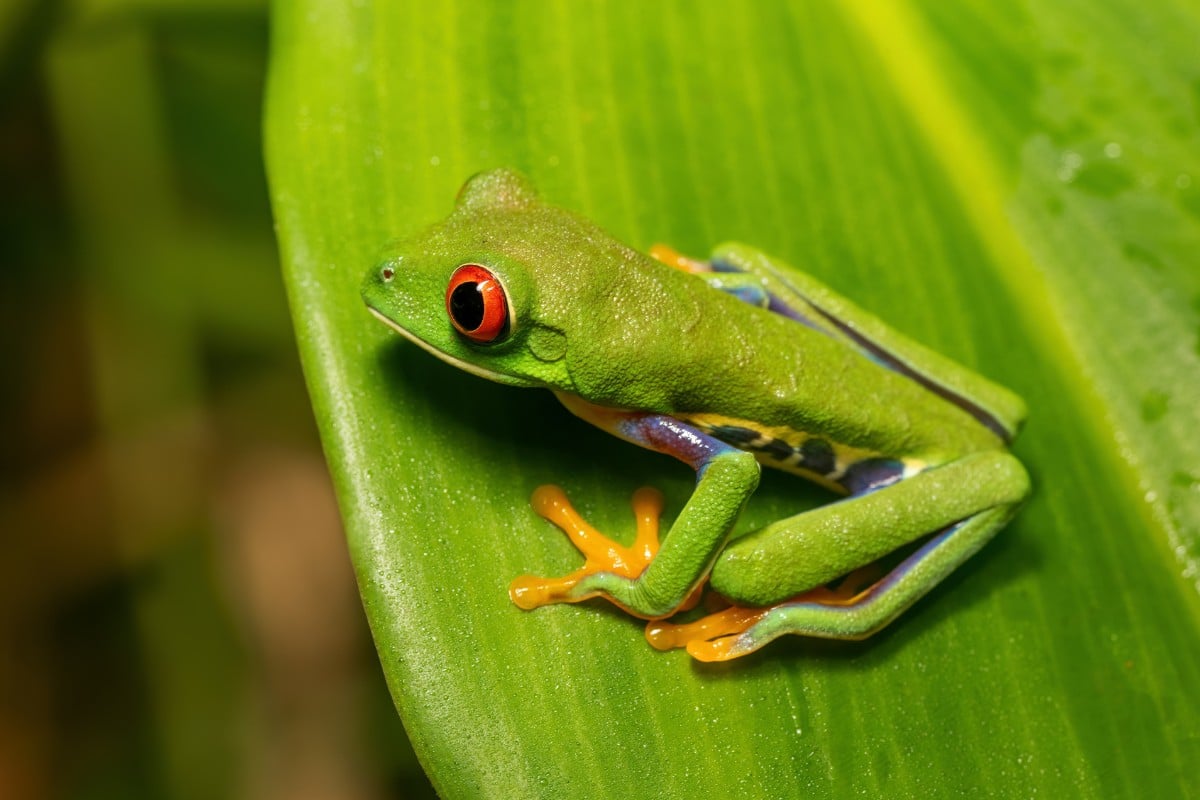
[265,2,1200,797]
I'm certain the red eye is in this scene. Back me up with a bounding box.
[445,264,510,343]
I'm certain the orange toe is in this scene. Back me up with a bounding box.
[648,244,710,274]
[510,486,665,611]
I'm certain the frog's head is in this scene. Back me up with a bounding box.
[362,168,641,391]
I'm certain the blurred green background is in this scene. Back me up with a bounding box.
[0,1,433,797]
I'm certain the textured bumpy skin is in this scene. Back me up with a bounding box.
[364,170,1016,464]
[364,169,1031,659]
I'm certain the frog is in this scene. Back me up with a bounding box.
[362,168,1030,662]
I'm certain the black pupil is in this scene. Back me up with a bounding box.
[449,282,485,330]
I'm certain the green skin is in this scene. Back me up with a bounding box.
[363,169,1030,653]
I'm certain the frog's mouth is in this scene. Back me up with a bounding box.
[367,306,529,386]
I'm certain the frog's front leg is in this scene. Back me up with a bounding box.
[509,394,760,619]
[648,450,1030,661]
[509,484,668,613]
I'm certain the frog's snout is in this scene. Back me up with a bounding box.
[363,255,403,302]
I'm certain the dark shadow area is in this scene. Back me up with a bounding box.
[377,338,692,493]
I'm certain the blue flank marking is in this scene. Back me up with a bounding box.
[729,285,769,307]
[617,414,739,474]
[839,458,906,495]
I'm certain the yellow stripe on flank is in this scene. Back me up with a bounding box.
[677,411,891,491]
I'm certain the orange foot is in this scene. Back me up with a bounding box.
[509,485,664,614]
[644,565,886,662]
[645,604,771,662]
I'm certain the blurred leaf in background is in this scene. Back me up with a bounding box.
[268,1,1199,798]
[1,1,432,798]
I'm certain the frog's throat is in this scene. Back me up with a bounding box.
[368,307,516,385]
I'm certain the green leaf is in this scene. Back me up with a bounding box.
[265,1,1200,797]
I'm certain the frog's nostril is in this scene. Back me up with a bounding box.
[381,266,395,281]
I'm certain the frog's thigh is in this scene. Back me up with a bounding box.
[709,451,1029,645]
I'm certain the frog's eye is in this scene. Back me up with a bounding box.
[446,264,510,344]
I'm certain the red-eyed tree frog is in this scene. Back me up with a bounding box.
[362,169,1030,662]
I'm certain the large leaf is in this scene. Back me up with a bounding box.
[265,1,1200,797]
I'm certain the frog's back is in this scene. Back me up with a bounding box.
[562,260,1008,491]
[685,297,1002,482]
[711,243,1025,441]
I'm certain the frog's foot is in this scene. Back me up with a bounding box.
[645,568,889,662]
[646,584,859,663]
[649,244,710,274]
[509,485,667,616]
[648,499,1027,661]
[645,604,772,662]
[811,562,886,605]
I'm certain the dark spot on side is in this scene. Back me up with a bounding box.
[708,425,761,446]
[840,458,905,495]
[799,438,835,475]
[761,438,795,461]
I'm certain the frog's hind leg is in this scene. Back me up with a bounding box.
[647,451,1030,661]
[510,392,761,620]
[648,506,1017,662]
[711,243,1027,440]
[649,244,771,309]
[650,244,852,337]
